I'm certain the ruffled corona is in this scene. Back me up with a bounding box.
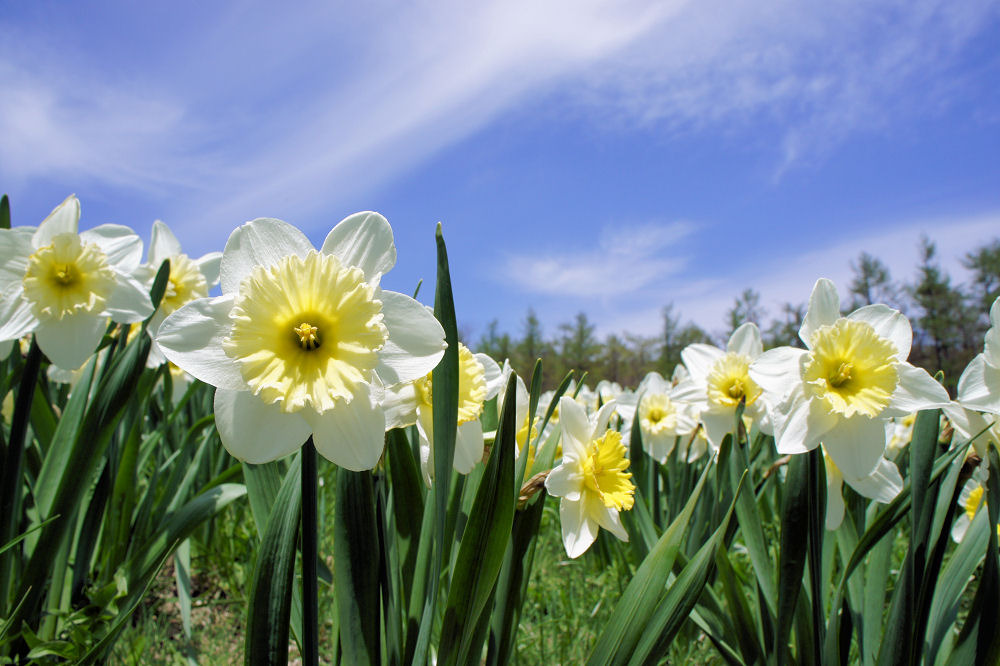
[803,319,898,418]
[580,430,635,511]
[222,251,388,413]
[639,393,679,435]
[22,233,116,321]
[414,343,487,425]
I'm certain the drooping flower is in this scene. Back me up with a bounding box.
[384,342,501,483]
[0,195,153,369]
[750,278,949,499]
[673,323,771,449]
[544,397,634,558]
[957,296,1000,416]
[616,371,697,463]
[156,214,446,470]
[950,471,999,542]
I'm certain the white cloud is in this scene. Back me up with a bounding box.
[504,220,696,298]
[607,211,1000,338]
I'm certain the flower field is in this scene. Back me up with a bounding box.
[1,195,998,665]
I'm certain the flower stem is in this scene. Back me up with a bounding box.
[302,437,319,666]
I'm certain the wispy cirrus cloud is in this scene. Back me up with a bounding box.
[504,220,697,298]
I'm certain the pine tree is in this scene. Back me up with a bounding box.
[848,252,900,310]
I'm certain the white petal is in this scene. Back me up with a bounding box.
[453,420,484,474]
[321,211,397,283]
[886,363,950,414]
[638,371,669,395]
[155,295,248,390]
[728,322,763,358]
[0,338,12,360]
[821,416,886,481]
[591,496,629,541]
[957,355,1000,415]
[105,272,154,323]
[0,228,34,288]
[376,291,446,385]
[951,514,972,543]
[681,344,724,383]
[800,278,840,347]
[985,297,1000,367]
[560,498,598,559]
[383,382,419,430]
[35,314,107,370]
[80,225,144,272]
[220,218,314,295]
[671,378,705,404]
[196,252,223,287]
[643,429,676,463]
[476,353,503,399]
[0,289,38,343]
[214,389,311,463]
[33,195,80,247]
[749,347,807,400]
[545,462,583,501]
[558,397,590,460]
[307,382,387,471]
[772,386,836,455]
[848,305,912,361]
[845,457,903,503]
[590,401,618,439]
[823,454,845,530]
[148,220,183,265]
[701,408,736,449]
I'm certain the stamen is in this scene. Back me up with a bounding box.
[294,322,321,350]
[829,362,852,388]
[54,264,75,285]
[727,381,745,399]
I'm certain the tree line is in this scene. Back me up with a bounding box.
[474,236,1000,394]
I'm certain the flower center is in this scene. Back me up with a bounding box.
[160,253,209,315]
[803,319,899,418]
[639,393,677,434]
[294,322,321,350]
[580,430,635,511]
[22,232,117,321]
[222,251,388,414]
[706,352,761,408]
[413,343,487,425]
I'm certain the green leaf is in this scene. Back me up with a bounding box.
[438,373,517,666]
[246,456,301,666]
[586,461,716,666]
[775,453,809,659]
[334,468,381,665]
[627,472,747,665]
[0,194,9,229]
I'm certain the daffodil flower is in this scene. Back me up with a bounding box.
[673,323,771,449]
[822,448,902,530]
[616,371,697,463]
[494,360,542,469]
[0,195,154,369]
[749,278,949,492]
[156,214,446,470]
[139,220,222,367]
[544,397,635,558]
[384,343,501,483]
[957,296,1000,415]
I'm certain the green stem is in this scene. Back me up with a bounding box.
[806,448,826,661]
[302,438,319,666]
[0,337,42,613]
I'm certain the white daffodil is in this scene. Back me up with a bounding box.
[950,471,999,542]
[673,323,771,449]
[822,448,903,530]
[0,195,154,369]
[139,220,222,367]
[616,371,697,463]
[384,343,501,484]
[156,214,446,470]
[749,278,949,499]
[544,397,634,558]
[886,412,917,456]
[957,296,1000,415]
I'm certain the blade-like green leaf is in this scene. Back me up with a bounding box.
[334,467,380,665]
[246,456,301,666]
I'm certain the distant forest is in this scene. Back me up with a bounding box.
[473,237,1000,395]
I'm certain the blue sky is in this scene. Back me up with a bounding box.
[2,0,999,343]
